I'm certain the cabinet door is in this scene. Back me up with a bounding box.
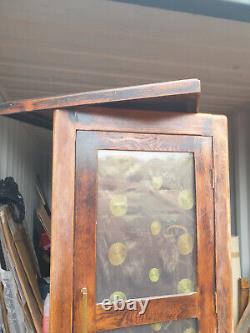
[74,131,216,333]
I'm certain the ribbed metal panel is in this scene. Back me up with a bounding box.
[0,117,52,238]
[1,0,250,114]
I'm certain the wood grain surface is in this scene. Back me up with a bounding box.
[0,79,200,116]
[50,110,76,332]
[96,294,199,330]
[48,109,232,333]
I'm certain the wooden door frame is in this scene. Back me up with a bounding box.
[75,131,215,332]
[50,108,232,333]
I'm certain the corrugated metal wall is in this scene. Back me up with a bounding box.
[1,0,250,115]
[0,116,52,238]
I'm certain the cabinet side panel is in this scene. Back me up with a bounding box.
[50,110,75,333]
[213,117,233,333]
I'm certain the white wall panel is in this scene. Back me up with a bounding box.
[0,116,52,238]
[231,110,250,280]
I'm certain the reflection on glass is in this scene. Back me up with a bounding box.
[102,319,197,333]
[96,150,196,303]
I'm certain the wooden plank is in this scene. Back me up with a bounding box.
[74,131,98,333]
[236,302,250,333]
[195,137,216,332]
[239,278,249,320]
[50,110,76,333]
[0,206,43,313]
[96,294,199,331]
[2,210,43,313]
[73,106,221,137]
[37,204,51,238]
[213,116,233,333]
[0,282,10,333]
[0,208,42,333]
[0,79,200,115]
[12,225,43,313]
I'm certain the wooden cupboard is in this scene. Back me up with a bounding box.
[0,79,232,333]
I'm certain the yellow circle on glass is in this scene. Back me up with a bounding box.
[177,233,193,255]
[149,268,160,283]
[183,328,196,333]
[109,194,128,217]
[178,190,194,210]
[177,278,194,294]
[151,323,162,331]
[110,291,127,302]
[108,242,127,266]
[151,221,162,236]
[151,176,163,190]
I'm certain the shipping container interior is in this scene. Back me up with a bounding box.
[0,116,52,240]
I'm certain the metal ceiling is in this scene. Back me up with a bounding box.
[113,0,250,23]
[0,0,250,114]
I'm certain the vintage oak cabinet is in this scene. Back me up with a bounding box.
[0,79,232,333]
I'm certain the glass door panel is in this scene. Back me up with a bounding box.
[96,150,196,303]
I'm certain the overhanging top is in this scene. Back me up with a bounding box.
[0,79,200,128]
